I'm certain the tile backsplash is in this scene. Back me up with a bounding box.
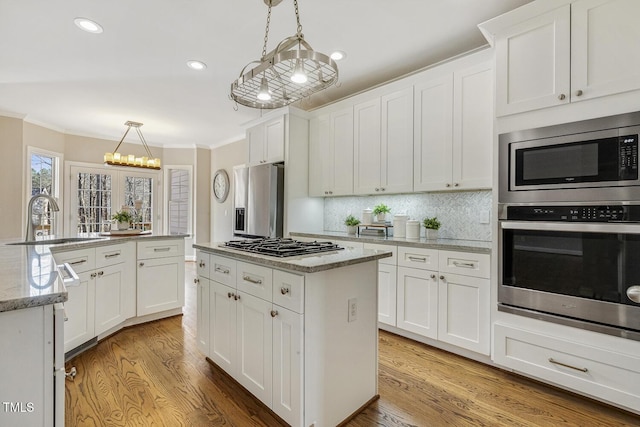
[323,190,492,241]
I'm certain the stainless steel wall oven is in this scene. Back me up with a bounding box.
[498,111,640,341]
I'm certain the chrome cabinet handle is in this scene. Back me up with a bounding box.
[408,256,426,262]
[69,259,87,266]
[558,93,566,100]
[575,89,583,97]
[215,266,230,275]
[243,275,263,285]
[270,310,278,318]
[548,358,588,373]
[453,261,475,269]
[104,252,120,258]
[280,287,289,295]
[153,247,171,252]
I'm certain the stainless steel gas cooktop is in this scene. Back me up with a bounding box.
[223,238,343,258]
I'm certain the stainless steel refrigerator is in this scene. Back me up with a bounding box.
[233,163,284,238]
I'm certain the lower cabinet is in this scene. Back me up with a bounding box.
[137,239,185,316]
[397,265,438,338]
[364,243,397,326]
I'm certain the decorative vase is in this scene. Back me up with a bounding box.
[117,221,129,231]
[425,229,439,240]
[346,225,357,235]
[376,213,387,223]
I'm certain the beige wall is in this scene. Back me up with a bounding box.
[195,147,212,244]
[211,139,246,242]
[23,122,65,153]
[0,116,25,239]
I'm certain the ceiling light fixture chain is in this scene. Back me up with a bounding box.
[229,0,338,109]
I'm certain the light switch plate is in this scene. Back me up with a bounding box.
[348,298,357,322]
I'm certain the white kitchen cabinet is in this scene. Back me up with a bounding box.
[136,239,185,316]
[209,279,238,374]
[308,108,354,197]
[354,88,414,195]
[195,251,210,355]
[397,266,439,339]
[247,115,285,165]
[487,0,640,116]
[414,57,493,191]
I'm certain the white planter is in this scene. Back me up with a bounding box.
[425,229,439,240]
[346,225,357,235]
[375,213,388,223]
[117,221,129,231]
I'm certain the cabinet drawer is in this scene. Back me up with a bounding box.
[363,243,396,265]
[438,250,490,279]
[397,246,438,270]
[96,243,132,268]
[211,255,236,287]
[273,270,304,314]
[237,261,273,301]
[53,249,94,274]
[494,323,640,411]
[137,239,184,260]
[196,251,210,279]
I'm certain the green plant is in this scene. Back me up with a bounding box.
[344,215,361,226]
[372,204,391,215]
[112,210,133,223]
[423,217,441,230]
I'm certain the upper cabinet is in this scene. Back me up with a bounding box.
[482,0,640,116]
[247,116,285,165]
[414,59,493,191]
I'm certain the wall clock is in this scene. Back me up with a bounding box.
[213,169,229,203]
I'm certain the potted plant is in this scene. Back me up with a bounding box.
[344,215,361,235]
[372,204,391,222]
[423,217,441,239]
[112,210,133,231]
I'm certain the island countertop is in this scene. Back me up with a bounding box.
[193,241,393,273]
[0,233,187,312]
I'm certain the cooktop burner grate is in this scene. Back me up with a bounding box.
[223,238,343,258]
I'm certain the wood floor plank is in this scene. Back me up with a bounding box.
[64,262,640,426]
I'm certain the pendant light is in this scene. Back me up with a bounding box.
[104,121,161,170]
[230,0,338,109]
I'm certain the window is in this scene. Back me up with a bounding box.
[28,148,61,237]
[76,172,112,233]
[124,175,153,230]
[166,168,191,235]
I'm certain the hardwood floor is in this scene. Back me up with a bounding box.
[65,262,640,426]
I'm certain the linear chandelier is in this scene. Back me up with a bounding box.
[103,121,161,170]
[230,0,338,109]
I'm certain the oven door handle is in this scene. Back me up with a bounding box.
[500,220,640,234]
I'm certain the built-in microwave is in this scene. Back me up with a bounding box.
[499,111,640,203]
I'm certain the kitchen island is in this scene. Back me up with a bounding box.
[194,241,392,427]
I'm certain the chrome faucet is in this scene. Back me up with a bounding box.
[26,194,60,241]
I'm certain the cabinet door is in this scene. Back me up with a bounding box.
[247,123,265,165]
[494,5,571,115]
[64,270,95,352]
[437,273,490,355]
[264,116,285,164]
[377,263,397,326]
[210,281,237,376]
[272,306,303,427]
[353,98,382,194]
[330,108,355,196]
[236,291,273,406]
[308,115,329,196]
[571,0,640,102]
[382,87,414,194]
[136,256,185,316]
[452,62,493,190]
[197,277,211,356]
[413,74,454,191]
[396,266,438,339]
[95,263,130,336]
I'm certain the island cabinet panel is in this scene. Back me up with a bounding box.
[136,239,185,316]
[63,270,95,352]
[209,280,238,375]
[195,251,211,355]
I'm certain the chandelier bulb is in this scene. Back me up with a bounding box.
[257,77,272,101]
[291,59,308,84]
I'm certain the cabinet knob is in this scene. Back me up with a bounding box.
[194,278,199,284]
[430,274,436,279]
[558,93,566,101]
[329,191,333,195]
[234,294,241,301]
[97,271,104,277]
[199,261,205,268]
[454,183,459,187]
[227,292,233,299]
[281,287,290,295]
[324,191,328,195]
[375,188,379,192]
[270,310,278,318]
[90,272,97,279]
[381,187,385,191]
[139,262,144,267]
[575,89,583,97]
[440,275,445,280]
[446,183,451,188]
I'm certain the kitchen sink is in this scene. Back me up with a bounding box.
[6,237,104,246]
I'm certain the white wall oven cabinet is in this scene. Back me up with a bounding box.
[136,239,185,316]
[247,116,285,166]
[414,58,493,191]
[484,0,640,116]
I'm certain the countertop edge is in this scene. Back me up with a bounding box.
[0,292,68,313]
[50,234,188,253]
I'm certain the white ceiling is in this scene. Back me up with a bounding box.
[0,0,533,148]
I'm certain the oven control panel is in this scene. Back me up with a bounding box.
[505,205,640,222]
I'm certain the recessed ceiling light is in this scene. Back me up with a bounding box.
[330,51,347,61]
[74,17,103,34]
[186,60,207,71]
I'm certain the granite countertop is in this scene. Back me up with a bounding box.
[290,231,492,254]
[0,233,188,312]
[194,242,393,273]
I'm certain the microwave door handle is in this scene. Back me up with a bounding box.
[500,221,640,234]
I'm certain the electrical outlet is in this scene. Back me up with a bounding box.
[348,298,357,322]
[479,209,491,224]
